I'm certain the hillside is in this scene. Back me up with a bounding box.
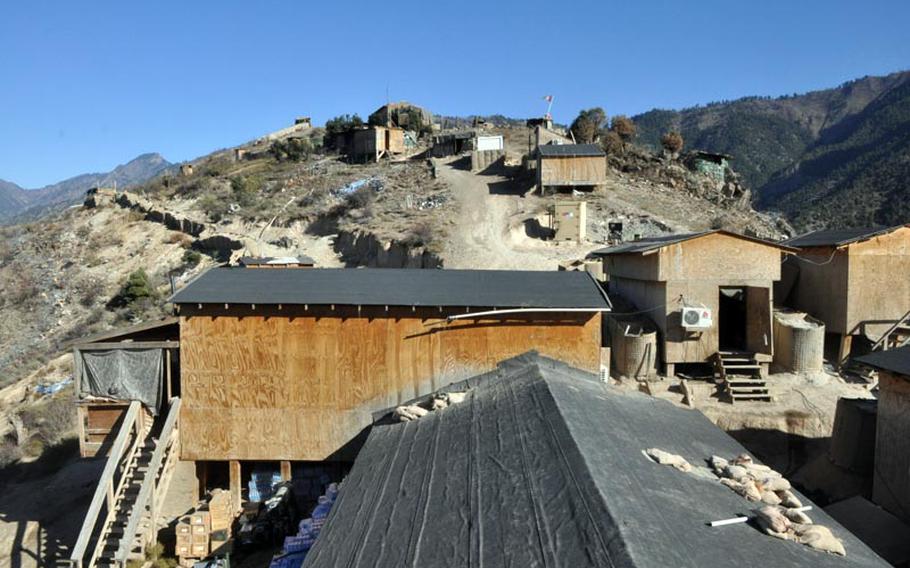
[0,153,172,223]
[634,70,910,229]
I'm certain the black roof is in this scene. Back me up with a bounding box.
[784,226,906,248]
[592,230,796,256]
[537,143,605,157]
[304,353,887,568]
[238,255,315,266]
[169,268,611,309]
[855,345,910,377]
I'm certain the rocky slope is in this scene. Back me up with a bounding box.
[634,70,910,229]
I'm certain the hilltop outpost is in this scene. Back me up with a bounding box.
[4,100,908,568]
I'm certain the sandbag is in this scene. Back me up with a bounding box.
[794,525,846,556]
[646,448,692,472]
[753,506,791,535]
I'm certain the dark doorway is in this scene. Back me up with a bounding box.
[719,287,747,350]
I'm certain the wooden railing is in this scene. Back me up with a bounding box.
[67,401,145,568]
[870,308,910,352]
[114,398,181,564]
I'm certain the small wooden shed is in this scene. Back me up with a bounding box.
[780,225,910,362]
[70,318,180,457]
[592,231,796,376]
[536,143,606,194]
[856,346,910,523]
[351,126,405,163]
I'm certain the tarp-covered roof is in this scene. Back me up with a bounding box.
[855,345,910,377]
[238,255,316,266]
[537,143,605,157]
[304,353,888,568]
[784,226,907,248]
[169,268,611,309]
[591,230,796,256]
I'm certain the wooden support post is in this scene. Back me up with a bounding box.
[837,334,854,368]
[665,362,675,379]
[195,461,207,503]
[165,349,173,402]
[230,460,242,509]
[77,405,87,458]
[280,461,292,482]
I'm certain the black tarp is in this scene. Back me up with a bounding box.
[304,353,888,567]
[77,348,164,414]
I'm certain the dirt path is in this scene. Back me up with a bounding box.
[436,158,597,270]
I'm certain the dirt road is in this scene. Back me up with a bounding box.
[435,157,597,270]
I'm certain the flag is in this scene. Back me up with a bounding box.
[543,95,553,103]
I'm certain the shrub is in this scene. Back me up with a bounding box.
[230,176,263,207]
[270,137,314,162]
[197,194,231,222]
[569,108,607,144]
[325,114,364,137]
[109,269,160,316]
[182,250,202,266]
[19,394,76,448]
[661,131,684,154]
[601,130,624,154]
[610,115,637,142]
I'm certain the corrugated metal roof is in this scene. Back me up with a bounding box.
[855,346,910,377]
[303,353,888,568]
[537,143,605,157]
[169,268,611,309]
[591,230,796,256]
[784,226,906,248]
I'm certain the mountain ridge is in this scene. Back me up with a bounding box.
[0,153,172,223]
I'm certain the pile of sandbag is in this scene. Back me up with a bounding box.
[645,448,846,556]
[393,391,468,422]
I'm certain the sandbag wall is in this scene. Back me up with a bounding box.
[773,310,825,372]
[470,149,505,173]
[607,316,658,379]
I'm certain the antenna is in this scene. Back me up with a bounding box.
[543,95,554,120]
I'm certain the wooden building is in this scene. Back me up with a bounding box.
[536,143,606,193]
[780,226,910,362]
[168,267,610,492]
[70,318,180,457]
[592,231,796,376]
[856,346,910,523]
[350,126,405,163]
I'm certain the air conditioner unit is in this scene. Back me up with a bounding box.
[681,307,713,329]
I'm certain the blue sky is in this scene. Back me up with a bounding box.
[1,0,908,188]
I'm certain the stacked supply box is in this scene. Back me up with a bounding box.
[176,491,236,564]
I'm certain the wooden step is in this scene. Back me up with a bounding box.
[723,364,761,370]
[731,393,772,401]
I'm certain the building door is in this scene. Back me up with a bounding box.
[719,287,747,350]
[745,286,773,356]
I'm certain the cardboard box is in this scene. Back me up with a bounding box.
[191,542,209,557]
[192,524,208,535]
[176,533,192,548]
[191,532,209,545]
[175,543,192,557]
[176,520,192,535]
[190,511,211,529]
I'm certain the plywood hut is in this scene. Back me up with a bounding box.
[856,346,910,523]
[780,225,910,362]
[536,143,606,194]
[350,126,405,163]
[592,231,796,377]
[169,268,609,496]
[70,318,180,457]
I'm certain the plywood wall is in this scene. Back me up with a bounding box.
[179,306,601,461]
[785,248,850,334]
[657,234,783,282]
[539,156,606,186]
[847,227,910,335]
[874,371,910,522]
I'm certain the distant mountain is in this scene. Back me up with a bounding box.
[633,70,910,229]
[0,153,172,223]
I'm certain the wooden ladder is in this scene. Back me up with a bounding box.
[714,352,772,403]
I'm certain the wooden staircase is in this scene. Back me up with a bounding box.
[714,352,772,403]
[870,309,910,352]
[65,398,181,568]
